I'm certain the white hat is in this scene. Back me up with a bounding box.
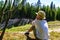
[36,11,46,19]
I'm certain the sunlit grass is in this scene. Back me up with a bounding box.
[6,24,31,32]
[0,21,60,40]
[50,31,60,40]
[1,31,60,40]
[48,21,60,30]
[4,21,60,32]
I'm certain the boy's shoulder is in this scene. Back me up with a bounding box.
[41,20,47,22]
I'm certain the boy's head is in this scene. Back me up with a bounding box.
[36,11,46,20]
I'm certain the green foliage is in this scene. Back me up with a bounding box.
[56,7,60,20]
[0,0,60,21]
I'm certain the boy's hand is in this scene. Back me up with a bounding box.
[25,32,29,36]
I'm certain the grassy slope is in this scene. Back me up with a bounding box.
[4,21,60,32]
[0,21,60,40]
[6,24,31,32]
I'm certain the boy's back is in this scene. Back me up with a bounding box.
[32,19,48,40]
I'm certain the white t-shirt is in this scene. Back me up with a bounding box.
[32,19,48,39]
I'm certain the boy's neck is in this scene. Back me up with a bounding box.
[36,18,42,20]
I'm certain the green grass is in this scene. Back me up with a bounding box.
[2,21,59,32]
[5,24,31,32]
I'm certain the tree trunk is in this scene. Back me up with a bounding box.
[0,18,9,40]
[0,10,11,40]
[0,0,7,23]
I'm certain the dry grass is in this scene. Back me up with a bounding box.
[0,21,60,40]
[0,32,60,40]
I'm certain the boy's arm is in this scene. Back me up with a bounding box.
[25,25,35,35]
[25,21,35,35]
[27,25,35,32]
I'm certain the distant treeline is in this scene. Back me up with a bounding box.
[0,0,60,22]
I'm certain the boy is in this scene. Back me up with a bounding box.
[25,11,48,40]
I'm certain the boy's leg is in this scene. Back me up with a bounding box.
[33,27,46,40]
[33,27,42,40]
